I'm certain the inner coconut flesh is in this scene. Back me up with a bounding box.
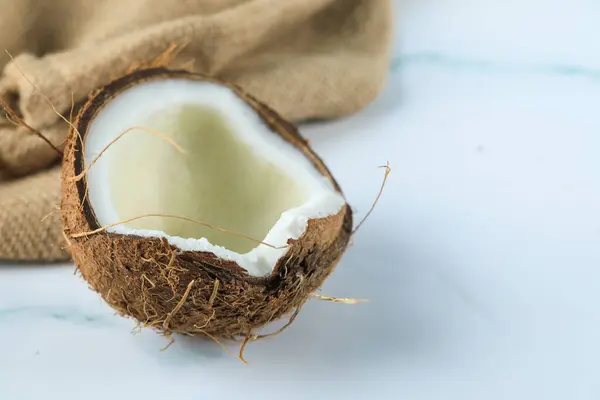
[83,79,346,277]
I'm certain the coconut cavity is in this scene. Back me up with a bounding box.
[83,78,346,276]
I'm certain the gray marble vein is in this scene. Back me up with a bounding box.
[392,52,600,80]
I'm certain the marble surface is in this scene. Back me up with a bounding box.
[2,1,600,398]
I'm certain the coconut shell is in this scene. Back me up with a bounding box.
[60,68,353,339]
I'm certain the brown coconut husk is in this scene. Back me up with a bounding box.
[60,67,353,340]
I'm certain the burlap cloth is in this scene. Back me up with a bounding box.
[0,0,393,262]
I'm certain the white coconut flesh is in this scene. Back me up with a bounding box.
[83,79,346,277]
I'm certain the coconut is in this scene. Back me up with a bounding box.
[60,67,353,340]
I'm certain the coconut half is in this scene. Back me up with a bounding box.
[61,68,353,338]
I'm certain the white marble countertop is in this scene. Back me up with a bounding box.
[2,1,600,399]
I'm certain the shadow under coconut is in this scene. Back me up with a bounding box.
[152,223,450,376]
[237,229,437,375]
[140,333,228,363]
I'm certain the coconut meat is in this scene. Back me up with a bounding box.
[83,79,346,277]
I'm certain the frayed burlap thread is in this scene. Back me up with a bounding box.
[0,0,393,262]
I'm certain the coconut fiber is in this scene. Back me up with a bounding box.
[0,0,393,262]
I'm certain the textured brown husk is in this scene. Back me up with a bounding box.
[61,68,353,338]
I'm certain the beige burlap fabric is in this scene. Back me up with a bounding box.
[0,0,393,262]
